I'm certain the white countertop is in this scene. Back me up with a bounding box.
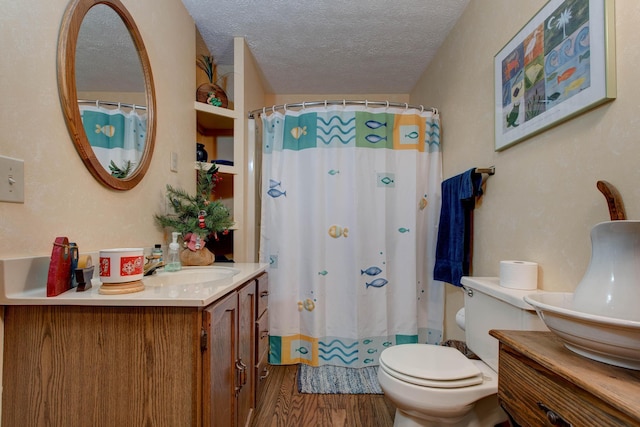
[0,255,267,307]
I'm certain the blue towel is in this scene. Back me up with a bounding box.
[433,169,483,287]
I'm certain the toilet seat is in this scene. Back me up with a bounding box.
[379,344,484,388]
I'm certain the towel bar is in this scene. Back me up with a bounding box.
[475,166,495,175]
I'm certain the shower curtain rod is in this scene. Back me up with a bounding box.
[77,99,147,111]
[248,99,437,118]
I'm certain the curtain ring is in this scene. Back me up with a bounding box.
[117,102,121,110]
[263,107,266,115]
[272,105,276,113]
[405,103,409,110]
[343,99,346,107]
[283,103,287,111]
[386,100,389,108]
[302,101,306,109]
[96,100,100,107]
[132,104,136,111]
[365,99,368,108]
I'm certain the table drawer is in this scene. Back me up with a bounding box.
[256,273,268,319]
[255,352,270,400]
[499,345,635,426]
[256,309,269,361]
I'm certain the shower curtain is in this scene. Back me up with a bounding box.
[260,104,443,368]
[80,105,147,175]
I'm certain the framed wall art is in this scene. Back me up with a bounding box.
[494,0,616,151]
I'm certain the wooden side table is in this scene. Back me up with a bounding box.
[490,330,640,426]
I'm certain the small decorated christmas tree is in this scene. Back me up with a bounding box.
[154,165,233,263]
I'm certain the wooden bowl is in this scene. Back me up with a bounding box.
[196,83,228,108]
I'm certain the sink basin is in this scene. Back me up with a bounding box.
[524,292,640,370]
[142,266,240,287]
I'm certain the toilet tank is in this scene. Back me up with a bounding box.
[460,276,547,372]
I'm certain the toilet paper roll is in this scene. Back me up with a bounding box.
[499,260,538,290]
[455,308,466,330]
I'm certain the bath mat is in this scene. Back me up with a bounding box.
[297,364,383,394]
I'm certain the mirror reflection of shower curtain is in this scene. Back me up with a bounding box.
[260,104,444,368]
[79,105,147,176]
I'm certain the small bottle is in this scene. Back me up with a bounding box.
[152,244,163,263]
[165,232,182,272]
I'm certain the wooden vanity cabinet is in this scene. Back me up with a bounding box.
[490,330,640,427]
[2,272,268,427]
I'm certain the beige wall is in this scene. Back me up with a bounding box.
[240,40,267,262]
[0,0,196,258]
[412,0,640,340]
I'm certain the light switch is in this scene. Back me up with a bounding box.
[0,155,24,203]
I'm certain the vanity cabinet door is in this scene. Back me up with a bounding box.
[203,279,259,427]
[238,281,257,426]
[203,291,238,427]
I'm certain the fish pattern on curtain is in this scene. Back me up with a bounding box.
[260,105,443,368]
[80,105,147,175]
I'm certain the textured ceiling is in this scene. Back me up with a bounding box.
[181,0,470,94]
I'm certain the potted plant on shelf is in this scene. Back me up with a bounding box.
[154,165,234,266]
[196,54,229,108]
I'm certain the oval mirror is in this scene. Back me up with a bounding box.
[58,0,156,191]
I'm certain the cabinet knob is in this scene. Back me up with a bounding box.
[536,402,571,426]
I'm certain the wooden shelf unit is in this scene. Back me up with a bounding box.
[195,79,244,261]
[195,36,266,262]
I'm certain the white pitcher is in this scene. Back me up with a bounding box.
[573,220,640,322]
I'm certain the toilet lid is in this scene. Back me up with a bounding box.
[379,344,484,388]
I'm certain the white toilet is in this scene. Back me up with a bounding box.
[378,277,547,426]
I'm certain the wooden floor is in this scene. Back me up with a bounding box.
[250,365,396,427]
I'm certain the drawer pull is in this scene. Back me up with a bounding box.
[259,367,270,380]
[235,359,248,393]
[260,290,269,298]
[537,402,571,426]
[260,330,269,339]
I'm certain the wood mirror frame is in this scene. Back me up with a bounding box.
[57,0,156,191]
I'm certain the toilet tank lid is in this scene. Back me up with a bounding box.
[460,277,541,310]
